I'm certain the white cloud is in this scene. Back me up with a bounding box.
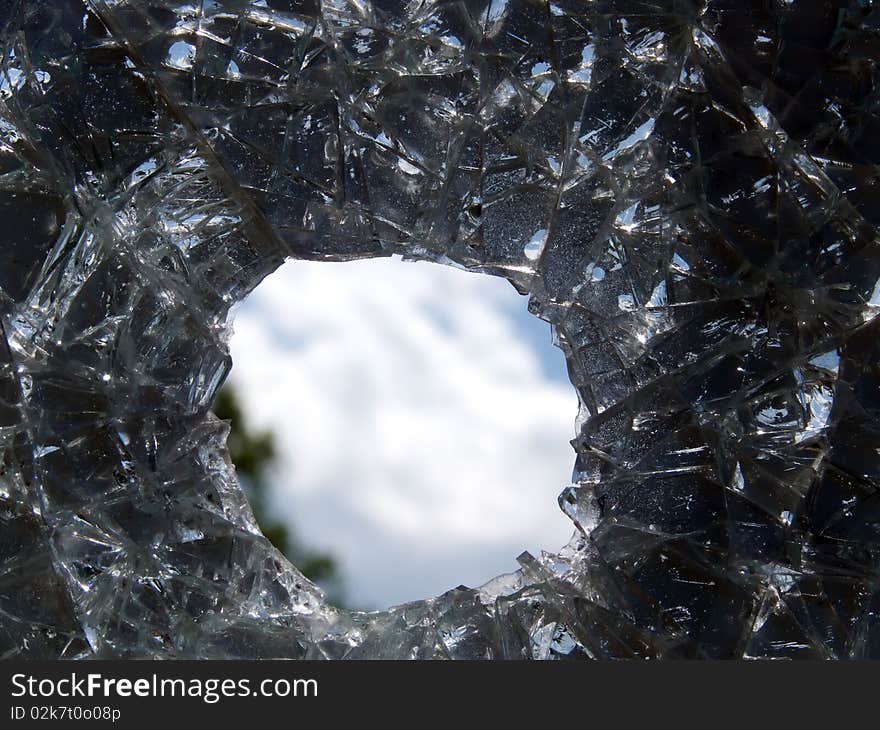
[227,256,578,609]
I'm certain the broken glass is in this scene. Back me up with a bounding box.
[0,0,878,658]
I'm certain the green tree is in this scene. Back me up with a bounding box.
[214,386,346,606]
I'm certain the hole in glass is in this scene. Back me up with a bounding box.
[224,256,577,610]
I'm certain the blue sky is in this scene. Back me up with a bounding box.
[227,256,578,609]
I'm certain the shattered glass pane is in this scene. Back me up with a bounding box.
[0,0,878,658]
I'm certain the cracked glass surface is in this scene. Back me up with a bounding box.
[0,0,879,658]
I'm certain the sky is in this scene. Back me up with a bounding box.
[227,256,579,610]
